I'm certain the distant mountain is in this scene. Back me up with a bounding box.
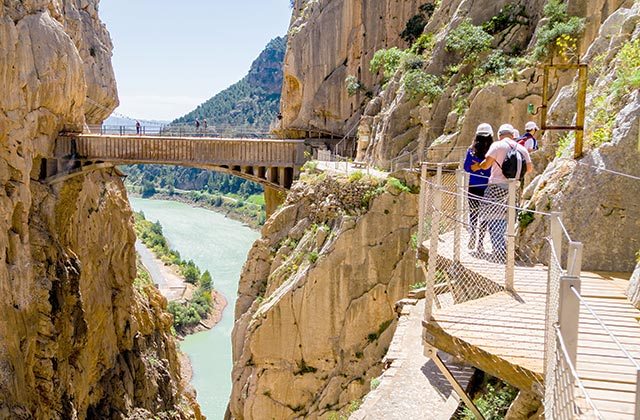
[172,36,286,129]
[104,115,169,127]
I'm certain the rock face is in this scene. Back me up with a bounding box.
[229,174,421,419]
[0,1,199,418]
[281,0,425,134]
[520,3,640,272]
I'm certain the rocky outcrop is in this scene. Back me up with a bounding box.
[520,3,640,272]
[229,173,421,419]
[0,0,199,418]
[281,0,425,134]
[628,260,640,309]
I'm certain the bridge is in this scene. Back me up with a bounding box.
[416,163,640,419]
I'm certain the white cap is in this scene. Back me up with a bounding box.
[525,121,539,131]
[513,129,520,138]
[498,123,515,136]
[475,123,493,136]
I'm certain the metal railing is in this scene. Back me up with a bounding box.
[418,160,640,419]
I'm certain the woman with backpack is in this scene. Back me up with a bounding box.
[463,123,493,251]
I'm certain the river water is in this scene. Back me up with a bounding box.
[129,197,260,419]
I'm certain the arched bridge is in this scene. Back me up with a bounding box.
[45,134,307,191]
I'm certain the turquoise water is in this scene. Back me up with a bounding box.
[129,197,259,419]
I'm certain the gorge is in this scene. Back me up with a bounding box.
[1,0,639,419]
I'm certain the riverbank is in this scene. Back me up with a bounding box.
[128,189,264,230]
[129,197,261,418]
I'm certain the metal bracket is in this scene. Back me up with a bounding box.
[539,63,588,159]
[424,344,486,420]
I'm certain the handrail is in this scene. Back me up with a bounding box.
[555,326,604,419]
[570,286,640,369]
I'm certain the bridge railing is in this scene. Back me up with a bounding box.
[56,135,306,169]
[88,123,274,138]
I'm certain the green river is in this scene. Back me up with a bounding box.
[129,197,260,419]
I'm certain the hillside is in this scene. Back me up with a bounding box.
[173,36,286,128]
[122,36,287,225]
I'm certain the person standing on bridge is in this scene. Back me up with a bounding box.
[135,120,141,135]
[471,124,533,259]
[463,123,493,251]
[203,118,208,134]
[195,118,200,133]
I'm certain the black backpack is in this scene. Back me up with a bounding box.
[500,143,525,180]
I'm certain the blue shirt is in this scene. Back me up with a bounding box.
[463,148,491,189]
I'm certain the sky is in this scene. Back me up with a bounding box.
[100,0,292,122]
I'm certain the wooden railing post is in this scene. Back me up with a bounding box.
[505,180,517,291]
[425,164,443,322]
[550,212,563,263]
[453,169,464,263]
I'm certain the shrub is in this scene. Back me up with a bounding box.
[348,170,364,183]
[345,75,363,96]
[400,3,436,44]
[446,19,493,58]
[308,251,319,263]
[409,32,435,55]
[370,378,381,390]
[370,47,406,80]
[401,53,425,71]
[402,70,443,101]
[518,210,535,229]
[199,270,213,290]
[482,4,527,35]
[532,0,585,60]
[141,180,156,198]
[481,50,509,77]
[612,38,640,97]
[386,177,412,193]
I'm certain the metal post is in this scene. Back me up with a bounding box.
[541,66,550,131]
[417,163,428,247]
[453,169,464,263]
[505,180,517,291]
[575,65,588,159]
[424,164,443,322]
[559,275,581,372]
[567,241,583,278]
[635,368,640,420]
[550,212,563,264]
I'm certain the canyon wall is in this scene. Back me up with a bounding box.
[229,174,421,419]
[0,1,199,418]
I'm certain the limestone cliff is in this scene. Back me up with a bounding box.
[0,1,199,418]
[281,0,426,135]
[229,173,421,419]
[281,0,639,270]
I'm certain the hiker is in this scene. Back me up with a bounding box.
[463,123,493,251]
[518,121,539,152]
[195,118,200,132]
[471,124,533,259]
[135,120,141,135]
[203,118,208,133]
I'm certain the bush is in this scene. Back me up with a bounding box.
[141,180,157,198]
[308,251,319,263]
[370,47,407,80]
[446,19,493,58]
[532,0,584,60]
[482,4,527,35]
[181,260,201,284]
[402,70,443,101]
[401,53,425,71]
[199,270,213,290]
[409,33,435,55]
[345,75,363,96]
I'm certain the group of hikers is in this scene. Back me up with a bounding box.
[462,121,538,259]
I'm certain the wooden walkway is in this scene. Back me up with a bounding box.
[419,231,639,419]
[48,134,307,189]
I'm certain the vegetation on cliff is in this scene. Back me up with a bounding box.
[134,211,216,333]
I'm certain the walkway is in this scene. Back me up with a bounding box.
[135,240,187,301]
[315,160,389,179]
[420,229,639,419]
[352,300,474,420]
[49,134,306,190]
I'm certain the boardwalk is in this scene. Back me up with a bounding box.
[417,164,640,419]
[48,134,306,190]
[420,231,639,418]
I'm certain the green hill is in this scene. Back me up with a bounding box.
[122,36,287,226]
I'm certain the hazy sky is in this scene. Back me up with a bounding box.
[100,0,292,121]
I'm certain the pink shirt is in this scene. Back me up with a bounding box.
[486,139,532,184]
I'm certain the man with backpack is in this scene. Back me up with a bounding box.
[470,124,533,258]
[518,121,539,152]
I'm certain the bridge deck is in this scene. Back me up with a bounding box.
[420,231,639,419]
[52,134,307,189]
